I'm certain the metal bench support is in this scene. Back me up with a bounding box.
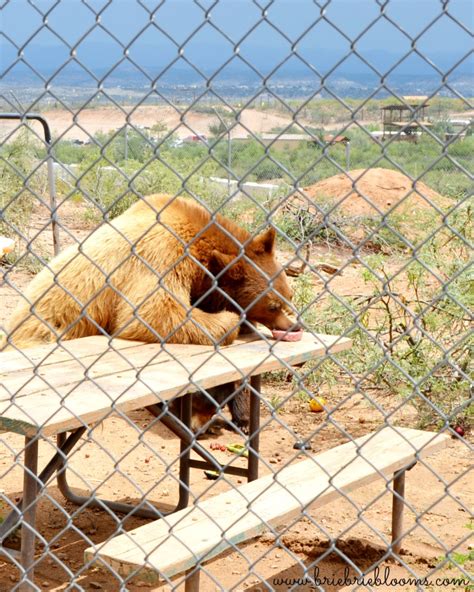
[391,461,416,555]
[55,375,262,518]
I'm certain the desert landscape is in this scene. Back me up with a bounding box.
[1,1,473,589]
[1,150,472,589]
[0,82,472,592]
[0,105,315,142]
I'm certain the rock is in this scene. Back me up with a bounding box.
[293,441,312,451]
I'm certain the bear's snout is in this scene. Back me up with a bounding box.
[269,312,301,332]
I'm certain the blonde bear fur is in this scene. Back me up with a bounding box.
[5,195,296,348]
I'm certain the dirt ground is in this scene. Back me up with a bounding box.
[0,106,313,143]
[0,196,472,591]
[302,168,451,217]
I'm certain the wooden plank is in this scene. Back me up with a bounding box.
[1,341,221,400]
[0,331,267,374]
[84,427,449,580]
[0,336,144,373]
[0,332,274,398]
[0,333,351,436]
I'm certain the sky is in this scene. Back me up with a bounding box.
[1,0,472,78]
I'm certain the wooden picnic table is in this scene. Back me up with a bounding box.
[0,331,352,591]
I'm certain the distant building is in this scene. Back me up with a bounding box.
[231,133,352,154]
[445,119,471,142]
[381,96,431,141]
[322,134,350,145]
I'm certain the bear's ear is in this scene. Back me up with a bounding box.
[210,250,243,280]
[252,227,276,254]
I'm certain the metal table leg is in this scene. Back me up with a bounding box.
[176,395,192,512]
[248,374,261,482]
[0,428,87,543]
[54,399,200,518]
[18,436,39,592]
[148,374,262,496]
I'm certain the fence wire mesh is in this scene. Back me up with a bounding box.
[0,0,472,590]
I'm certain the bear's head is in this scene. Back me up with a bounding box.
[210,227,300,333]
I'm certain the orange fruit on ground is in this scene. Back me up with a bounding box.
[309,396,327,413]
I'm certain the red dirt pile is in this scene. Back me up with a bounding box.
[302,168,449,217]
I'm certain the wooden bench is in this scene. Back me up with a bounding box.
[85,426,449,590]
[0,331,351,591]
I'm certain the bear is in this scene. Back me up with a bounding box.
[6,194,297,347]
[162,380,251,435]
[5,194,299,431]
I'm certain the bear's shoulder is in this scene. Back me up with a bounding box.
[124,195,250,252]
[123,195,209,225]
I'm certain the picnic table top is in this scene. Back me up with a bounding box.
[0,332,351,437]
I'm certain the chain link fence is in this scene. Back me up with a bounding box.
[0,0,472,590]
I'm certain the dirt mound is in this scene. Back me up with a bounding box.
[302,168,449,217]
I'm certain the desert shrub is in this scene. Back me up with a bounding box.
[76,137,219,219]
[422,170,473,201]
[292,204,472,428]
[36,140,88,165]
[275,199,341,247]
[0,131,43,240]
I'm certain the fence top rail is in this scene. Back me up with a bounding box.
[0,332,351,437]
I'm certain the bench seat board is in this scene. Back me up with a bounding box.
[0,333,351,436]
[84,427,448,581]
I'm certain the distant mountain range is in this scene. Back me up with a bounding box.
[1,40,472,97]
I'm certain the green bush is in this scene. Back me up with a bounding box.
[291,206,472,429]
[0,131,39,239]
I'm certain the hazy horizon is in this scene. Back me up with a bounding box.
[1,0,472,76]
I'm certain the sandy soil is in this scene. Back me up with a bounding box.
[0,392,471,591]
[301,168,451,217]
[0,202,472,592]
[0,106,312,143]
